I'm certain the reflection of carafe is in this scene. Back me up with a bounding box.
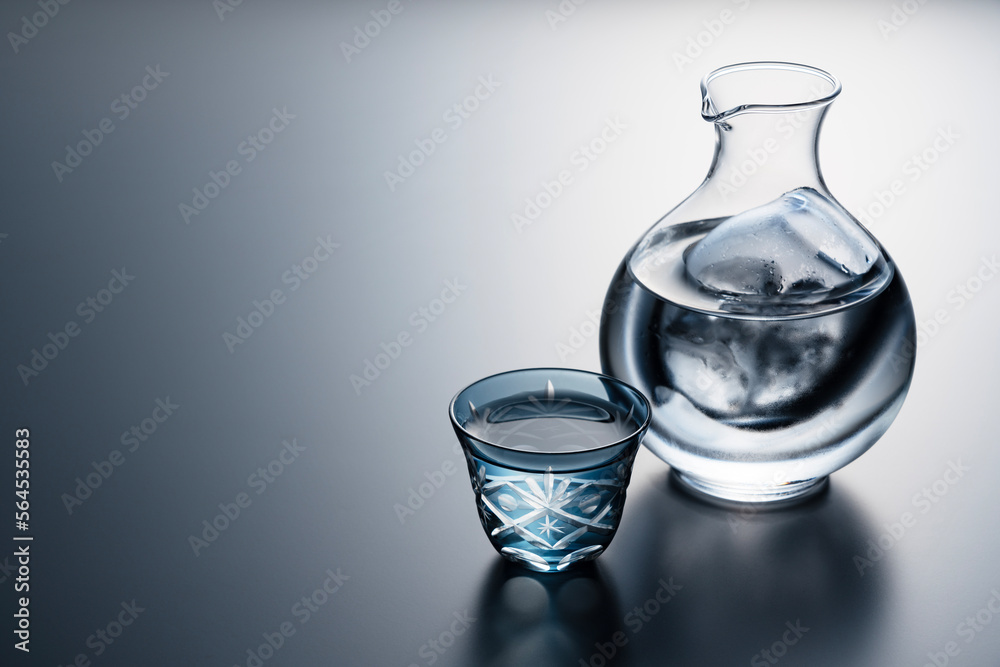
[600,62,916,502]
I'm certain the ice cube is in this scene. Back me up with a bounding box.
[684,188,881,299]
[659,307,845,425]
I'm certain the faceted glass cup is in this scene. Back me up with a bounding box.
[449,368,650,572]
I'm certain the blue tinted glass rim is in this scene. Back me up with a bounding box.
[448,367,651,456]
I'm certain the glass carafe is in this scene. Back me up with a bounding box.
[600,62,916,503]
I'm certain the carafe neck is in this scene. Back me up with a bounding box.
[703,106,831,206]
[695,61,841,210]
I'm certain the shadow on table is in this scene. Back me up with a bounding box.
[468,473,888,666]
[601,474,889,666]
[467,558,625,667]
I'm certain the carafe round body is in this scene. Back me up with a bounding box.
[598,62,917,502]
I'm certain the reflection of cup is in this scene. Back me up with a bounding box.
[467,560,623,667]
[449,368,650,572]
[610,475,887,666]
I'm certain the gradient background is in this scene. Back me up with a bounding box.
[2,1,999,665]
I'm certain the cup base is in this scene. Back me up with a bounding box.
[500,545,605,573]
[672,470,828,506]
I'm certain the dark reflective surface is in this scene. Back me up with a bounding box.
[607,475,884,666]
[470,560,624,667]
[3,2,1000,666]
